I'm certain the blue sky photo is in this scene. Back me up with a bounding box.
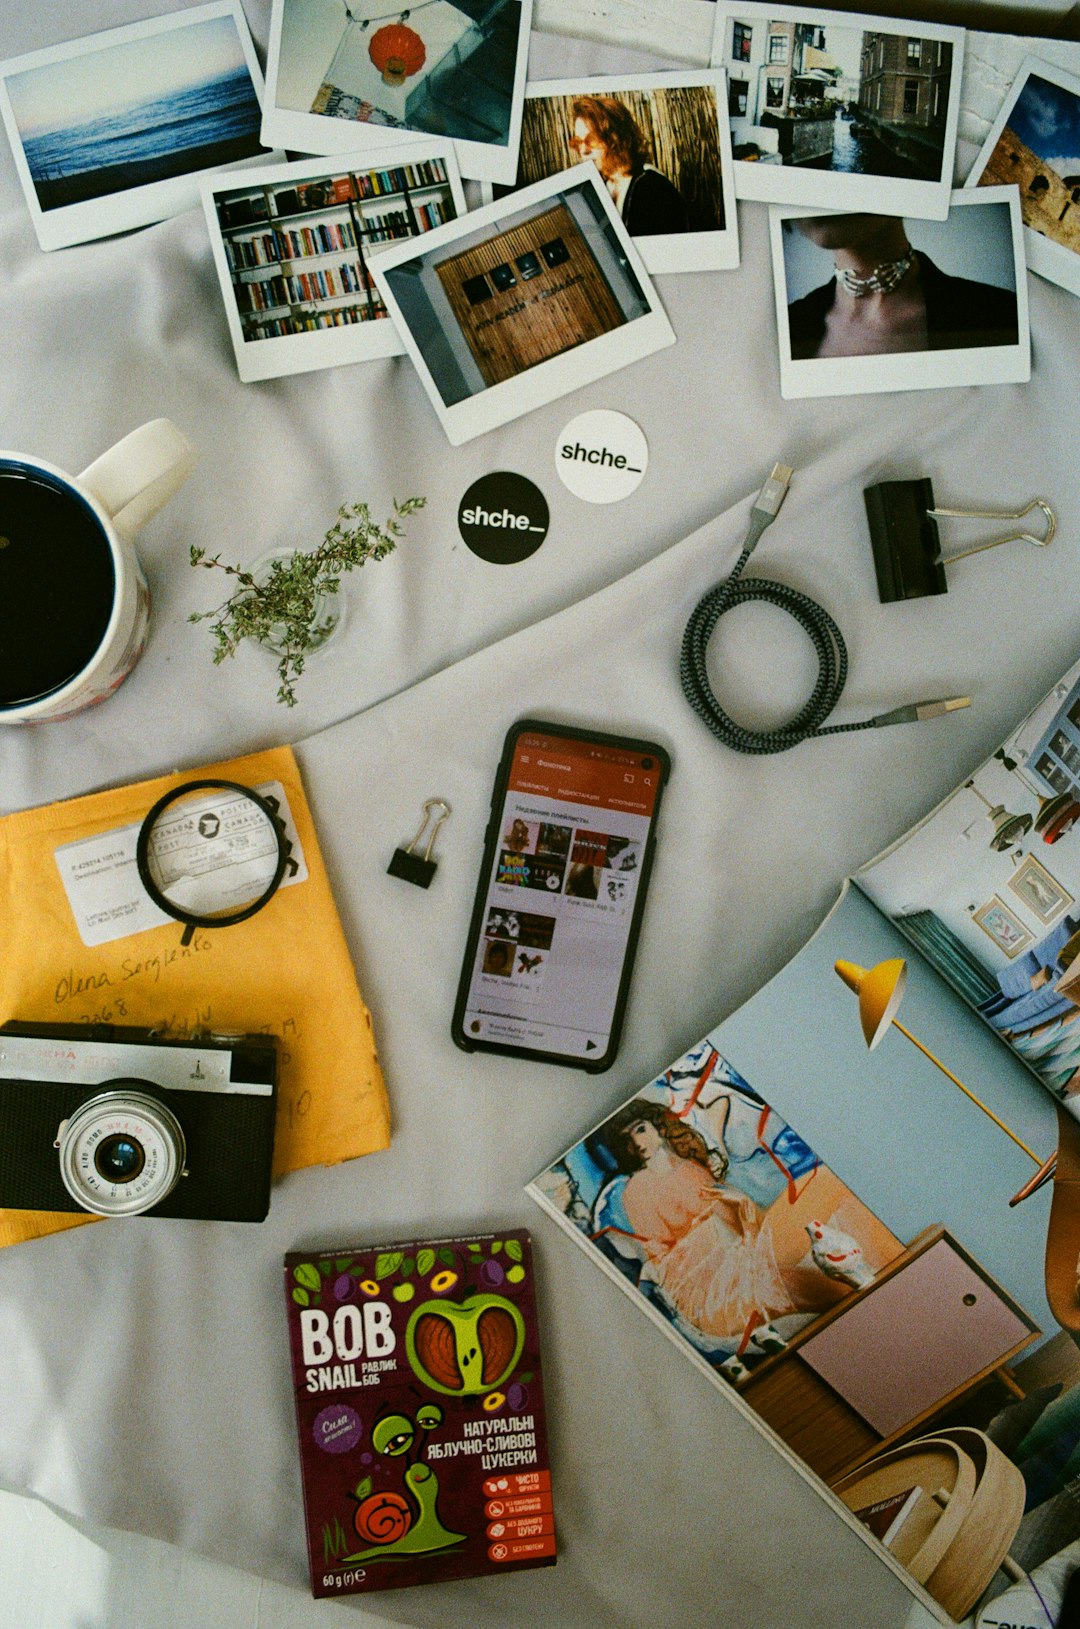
[1009,71,1080,178]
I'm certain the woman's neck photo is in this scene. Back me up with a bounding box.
[796,213,930,357]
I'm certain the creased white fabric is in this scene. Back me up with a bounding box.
[1,4,1079,1627]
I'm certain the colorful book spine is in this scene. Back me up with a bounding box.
[239,274,292,311]
[251,301,393,337]
[415,201,446,231]
[351,159,444,200]
[363,210,412,242]
[272,220,356,260]
[226,233,280,270]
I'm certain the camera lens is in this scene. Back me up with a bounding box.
[641,758,654,769]
[94,1134,146,1184]
[56,1086,186,1217]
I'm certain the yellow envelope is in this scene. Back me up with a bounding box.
[0,745,390,1249]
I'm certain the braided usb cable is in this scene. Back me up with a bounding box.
[679,467,969,753]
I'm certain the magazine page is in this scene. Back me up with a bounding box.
[856,656,1080,1111]
[530,883,1072,1626]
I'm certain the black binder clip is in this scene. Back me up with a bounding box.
[864,478,1056,603]
[387,798,451,889]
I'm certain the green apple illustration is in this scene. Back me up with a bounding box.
[406,1294,525,1396]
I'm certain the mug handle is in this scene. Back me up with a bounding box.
[78,419,196,537]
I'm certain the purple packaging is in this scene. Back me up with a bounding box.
[284,1229,556,1596]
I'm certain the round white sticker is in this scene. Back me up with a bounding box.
[555,410,648,504]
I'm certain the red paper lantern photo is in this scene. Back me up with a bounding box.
[369,24,426,86]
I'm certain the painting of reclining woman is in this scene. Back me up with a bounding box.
[531,1039,901,1376]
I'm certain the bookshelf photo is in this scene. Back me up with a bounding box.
[215,159,457,343]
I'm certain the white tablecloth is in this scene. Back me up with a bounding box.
[2,4,1080,1627]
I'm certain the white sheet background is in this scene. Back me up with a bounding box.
[1,3,1080,1627]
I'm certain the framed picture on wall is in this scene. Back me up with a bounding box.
[1008,856,1074,926]
[972,897,1034,958]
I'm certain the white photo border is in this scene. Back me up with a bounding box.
[769,186,1030,400]
[493,70,741,275]
[371,164,676,446]
[710,2,964,221]
[964,53,1080,300]
[201,142,467,383]
[0,0,278,252]
[261,0,533,185]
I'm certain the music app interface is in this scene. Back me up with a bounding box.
[463,731,660,1059]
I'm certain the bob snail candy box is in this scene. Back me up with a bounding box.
[284,1230,556,1596]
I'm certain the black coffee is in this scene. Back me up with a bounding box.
[0,467,115,709]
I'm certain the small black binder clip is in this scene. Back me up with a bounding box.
[864,478,1056,603]
[387,798,450,889]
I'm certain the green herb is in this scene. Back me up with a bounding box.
[189,496,425,706]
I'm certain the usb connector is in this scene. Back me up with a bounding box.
[871,696,972,728]
[743,463,794,553]
[754,463,794,519]
[684,458,975,753]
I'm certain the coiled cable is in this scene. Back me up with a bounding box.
[680,465,970,755]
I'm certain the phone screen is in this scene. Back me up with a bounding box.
[456,726,665,1065]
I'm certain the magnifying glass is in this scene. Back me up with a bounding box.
[135,779,293,945]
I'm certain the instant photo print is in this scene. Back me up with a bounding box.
[262,0,533,184]
[491,72,740,275]
[0,0,277,251]
[966,55,1080,300]
[769,187,1029,400]
[711,2,964,220]
[371,166,675,445]
[202,143,466,382]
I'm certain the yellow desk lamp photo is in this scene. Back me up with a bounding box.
[835,957,1080,1335]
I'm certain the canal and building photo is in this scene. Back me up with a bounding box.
[717,8,954,181]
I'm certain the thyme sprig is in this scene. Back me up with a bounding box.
[190,496,424,706]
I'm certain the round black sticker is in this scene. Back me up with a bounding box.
[457,472,549,564]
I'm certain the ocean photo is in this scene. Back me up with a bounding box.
[6,12,265,212]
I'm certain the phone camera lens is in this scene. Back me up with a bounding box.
[641,757,654,769]
[95,1134,146,1184]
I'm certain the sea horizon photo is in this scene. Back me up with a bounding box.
[5,10,264,212]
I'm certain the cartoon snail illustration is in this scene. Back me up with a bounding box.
[345,1403,465,1561]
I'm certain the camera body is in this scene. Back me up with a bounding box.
[0,1021,278,1222]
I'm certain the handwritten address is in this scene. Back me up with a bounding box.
[53,934,214,1006]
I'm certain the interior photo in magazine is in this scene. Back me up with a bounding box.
[858,657,1080,1108]
[532,660,1080,1625]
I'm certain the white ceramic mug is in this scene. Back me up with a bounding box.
[0,419,196,725]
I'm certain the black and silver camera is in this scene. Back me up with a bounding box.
[0,1021,278,1222]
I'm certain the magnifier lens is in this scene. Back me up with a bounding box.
[138,782,286,928]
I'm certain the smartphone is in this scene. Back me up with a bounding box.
[452,719,670,1071]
